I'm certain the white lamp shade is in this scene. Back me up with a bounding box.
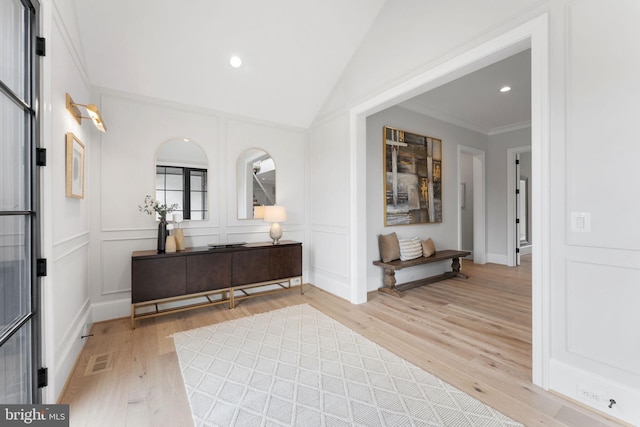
[263,205,287,223]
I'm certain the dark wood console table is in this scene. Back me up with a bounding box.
[130,241,302,328]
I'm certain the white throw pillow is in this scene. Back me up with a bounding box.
[398,237,423,261]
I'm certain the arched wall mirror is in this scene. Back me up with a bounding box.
[155,138,208,221]
[237,148,276,219]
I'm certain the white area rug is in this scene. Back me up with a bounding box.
[173,304,523,427]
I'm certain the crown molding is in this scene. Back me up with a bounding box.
[488,120,532,135]
[397,101,490,135]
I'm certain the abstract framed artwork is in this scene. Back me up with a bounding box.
[65,132,85,199]
[383,126,442,225]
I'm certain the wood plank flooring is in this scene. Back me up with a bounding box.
[59,257,627,426]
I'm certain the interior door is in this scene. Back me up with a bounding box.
[515,153,521,266]
[0,0,41,403]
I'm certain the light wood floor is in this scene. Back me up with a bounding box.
[59,257,626,426]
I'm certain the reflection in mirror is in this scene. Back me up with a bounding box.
[237,149,275,219]
[155,139,208,220]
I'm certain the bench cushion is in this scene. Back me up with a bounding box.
[399,237,423,261]
[379,233,401,262]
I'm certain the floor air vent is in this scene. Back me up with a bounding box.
[84,352,114,376]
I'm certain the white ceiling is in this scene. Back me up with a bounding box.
[72,0,387,128]
[399,49,531,135]
[72,1,530,132]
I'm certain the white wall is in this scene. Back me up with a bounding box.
[308,114,351,300]
[310,0,640,424]
[547,1,640,423]
[89,91,308,321]
[365,106,486,292]
[40,0,96,402]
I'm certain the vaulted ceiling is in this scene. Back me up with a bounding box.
[73,0,387,128]
[72,1,530,132]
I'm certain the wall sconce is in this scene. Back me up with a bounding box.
[66,93,107,132]
[263,205,287,244]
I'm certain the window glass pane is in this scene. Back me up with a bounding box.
[155,172,165,190]
[0,215,31,337]
[155,190,165,206]
[0,319,31,403]
[190,193,203,211]
[0,97,28,211]
[190,192,207,220]
[165,191,182,209]
[165,174,182,191]
[190,170,206,191]
[0,0,26,98]
[190,174,202,190]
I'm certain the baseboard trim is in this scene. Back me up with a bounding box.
[486,253,508,265]
[51,302,92,402]
[549,359,640,426]
[309,270,351,302]
[91,298,131,323]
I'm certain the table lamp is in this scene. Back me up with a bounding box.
[264,205,286,244]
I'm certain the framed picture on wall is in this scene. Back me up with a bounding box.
[65,132,85,199]
[383,126,442,225]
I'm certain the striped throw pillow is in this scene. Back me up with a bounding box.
[398,237,423,261]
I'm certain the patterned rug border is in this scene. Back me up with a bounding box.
[172,303,523,427]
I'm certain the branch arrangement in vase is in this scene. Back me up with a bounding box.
[138,195,178,220]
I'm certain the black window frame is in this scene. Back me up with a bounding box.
[156,165,207,220]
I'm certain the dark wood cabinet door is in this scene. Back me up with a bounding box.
[232,248,271,285]
[187,253,232,293]
[270,245,302,279]
[232,244,302,286]
[131,257,186,303]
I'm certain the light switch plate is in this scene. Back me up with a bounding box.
[571,212,591,232]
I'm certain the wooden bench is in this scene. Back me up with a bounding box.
[373,249,471,297]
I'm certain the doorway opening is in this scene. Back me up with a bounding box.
[507,146,532,267]
[458,146,486,264]
[351,15,549,388]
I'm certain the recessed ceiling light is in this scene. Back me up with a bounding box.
[500,86,511,93]
[230,56,242,68]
